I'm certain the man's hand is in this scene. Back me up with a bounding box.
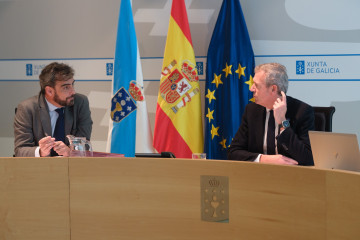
[273,91,287,125]
[53,141,71,157]
[260,154,298,165]
[39,136,55,157]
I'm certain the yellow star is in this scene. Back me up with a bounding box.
[235,63,246,79]
[205,89,216,104]
[245,75,254,90]
[211,73,223,88]
[222,63,232,78]
[206,108,214,123]
[210,124,219,140]
[249,97,255,102]
[219,137,227,149]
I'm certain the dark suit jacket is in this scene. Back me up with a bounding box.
[227,96,314,166]
[14,93,93,157]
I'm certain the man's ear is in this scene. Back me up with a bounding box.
[271,85,278,94]
[45,86,54,97]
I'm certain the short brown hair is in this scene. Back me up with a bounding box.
[39,62,74,94]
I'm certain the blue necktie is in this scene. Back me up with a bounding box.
[51,107,65,156]
[267,110,276,155]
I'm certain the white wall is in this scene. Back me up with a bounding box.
[1,0,359,156]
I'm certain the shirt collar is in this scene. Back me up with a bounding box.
[45,98,59,112]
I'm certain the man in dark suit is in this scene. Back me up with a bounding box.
[14,62,92,157]
[227,63,314,166]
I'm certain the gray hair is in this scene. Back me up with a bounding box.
[254,63,288,94]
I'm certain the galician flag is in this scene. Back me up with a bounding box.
[153,0,203,158]
[107,0,154,157]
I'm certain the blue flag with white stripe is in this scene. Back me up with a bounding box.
[107,0,153,157]
[204,0,255,160]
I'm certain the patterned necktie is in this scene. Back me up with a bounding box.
[267,110,276,155]
[51,107,65,156]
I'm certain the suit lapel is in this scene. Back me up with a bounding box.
[258,107,267,147]
[38,94,52,137]
[285,96,295,127]
[251,103,267,152]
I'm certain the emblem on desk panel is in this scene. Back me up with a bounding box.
[201,175,229,222]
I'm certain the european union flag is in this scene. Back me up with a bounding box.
[204,0,255,160]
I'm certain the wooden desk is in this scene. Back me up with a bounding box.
[1,157,360,240]
[0,158,70,240]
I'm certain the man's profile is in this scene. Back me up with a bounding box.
[227,63,314,166]
[14,62,92,157]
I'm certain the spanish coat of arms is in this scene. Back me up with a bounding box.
[160,59,200,114]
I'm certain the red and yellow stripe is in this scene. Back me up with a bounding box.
[153,0,203,158]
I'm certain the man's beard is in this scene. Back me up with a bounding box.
[54,92,75,107]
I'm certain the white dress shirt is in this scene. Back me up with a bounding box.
[254,109,279,162]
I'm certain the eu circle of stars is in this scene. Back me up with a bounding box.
[205,62,254,152]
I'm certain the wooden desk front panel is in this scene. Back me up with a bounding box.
[326,170,360,240]
[1,157,359,240]
[0,158,70,240]
[69,158,328,240]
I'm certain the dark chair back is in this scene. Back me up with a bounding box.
[313,106,335,132]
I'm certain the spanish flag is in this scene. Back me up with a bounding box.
[153,0,203,158]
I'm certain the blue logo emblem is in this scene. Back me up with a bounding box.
[26,64,33,76]
[106,63,113,76]
[110,87,137,123]
[196,61,203,75]
[296,61,305,75]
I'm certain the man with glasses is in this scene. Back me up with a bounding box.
[14,62,93,157]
